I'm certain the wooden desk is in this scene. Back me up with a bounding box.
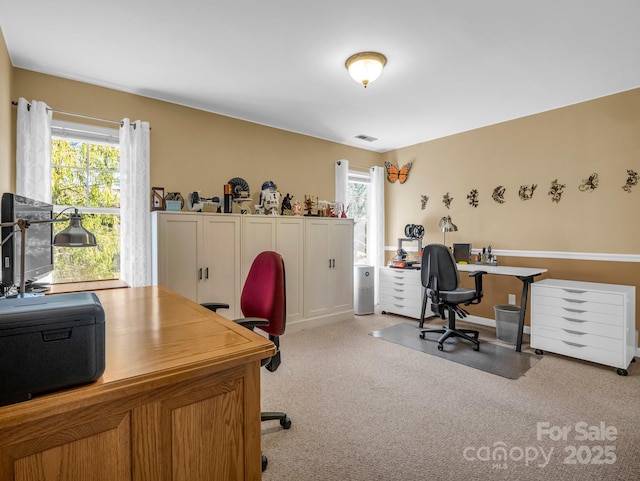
[0,286,275,481]
[458,264,548,352]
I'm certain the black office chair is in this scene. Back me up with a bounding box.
[202,251,291,472]
[419,243,486,351]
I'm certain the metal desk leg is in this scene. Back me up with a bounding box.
[515,274,541,352]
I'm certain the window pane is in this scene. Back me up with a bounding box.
[89,170,120,208]
[52,167,88,205]
[88,143,120,170]
[52,139,86,168]
[348,180,369,263]
[52,213,120,283]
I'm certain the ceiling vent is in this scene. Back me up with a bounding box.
[355,134,378,142]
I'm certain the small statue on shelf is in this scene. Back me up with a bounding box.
[281,193,293,215]
[293,200,302,216]
[304,195,316,216]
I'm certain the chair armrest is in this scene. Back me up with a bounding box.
[466,270,486,304]
[234,317,270,330]
[201,302,230,312]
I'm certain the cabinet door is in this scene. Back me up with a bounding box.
[201,215,241,319]
[330,219,354,312]
[276,217,304,323]
[155,213,201,302]
[241,216,277,284]
[304,219,332,319]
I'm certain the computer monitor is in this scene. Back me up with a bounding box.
[1,193,54,291]
[453,243,472,264]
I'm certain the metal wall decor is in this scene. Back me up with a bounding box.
[518,184,537,201]
[467,189,479,207]
[492,186,506,204]
[548,179,566,203]
[622,169,639,193]
[384,161,412,184]
[579,173,599,192]
[420,195,429,210]
[442,192,453,209]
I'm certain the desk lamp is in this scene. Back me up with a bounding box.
[439,215,458,247]
[0,208,97,297]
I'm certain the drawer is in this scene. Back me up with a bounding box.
[531,334,624,369]
[531,302,623,327]
[380,292,423,311]
[380,279,423,298]
[533,285,623,306]
[531,295,623,316]
[380,268,421,282]
[380,301,422,319]
[532,325,622,352]
[531,312,623,339]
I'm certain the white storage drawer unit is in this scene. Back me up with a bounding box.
[531,279,636,375]
[379,267,425,321]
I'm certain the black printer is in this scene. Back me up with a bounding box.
[0,292,105,407]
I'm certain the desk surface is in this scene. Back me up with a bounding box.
[457,263,547,277]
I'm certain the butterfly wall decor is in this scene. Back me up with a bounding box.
[384,161,412,184]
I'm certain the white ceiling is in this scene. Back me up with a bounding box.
[2,0,640,153]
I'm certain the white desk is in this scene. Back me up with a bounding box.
[457,264,548,352]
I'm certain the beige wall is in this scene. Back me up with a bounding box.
[385,89,640,332]
[0,26,12,194]
[10,69,380,208]
[384,89,640,254]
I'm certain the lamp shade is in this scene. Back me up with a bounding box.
[345,52,387,88]
[439,215,458,233]
[53,212,97,247]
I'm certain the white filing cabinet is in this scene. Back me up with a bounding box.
[379,267,425,321]
[531,279,637,375]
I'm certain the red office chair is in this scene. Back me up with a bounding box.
[202,250,291,472]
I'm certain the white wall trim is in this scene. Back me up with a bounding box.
[384,247,640,263]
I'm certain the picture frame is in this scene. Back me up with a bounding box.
[151,187,165,211]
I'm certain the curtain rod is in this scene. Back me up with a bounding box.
[335,160,372,171]
[11,100,136,128]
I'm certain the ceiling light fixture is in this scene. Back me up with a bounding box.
[345,51,387,88]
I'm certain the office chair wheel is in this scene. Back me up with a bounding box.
[262,455,268,472]
[420,332,426,340]
[281,416,292,429]
[437,343,444,351]
[616,368,628,376]
[473,344,480,351]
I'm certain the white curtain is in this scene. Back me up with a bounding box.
[16,98,53,202]
[368,166,385,304]
[335,159,349,208]
[120,119,151,287]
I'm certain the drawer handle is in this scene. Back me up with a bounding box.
[562,340,586,348]
[562,307,586,313]
[562,289,586,294]
[561,329,586,336]
[562,317,586,323]
[563,298,586,304]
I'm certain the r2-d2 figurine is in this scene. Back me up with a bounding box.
[259,180,280,215]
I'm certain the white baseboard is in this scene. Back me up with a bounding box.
[286,310,354,333]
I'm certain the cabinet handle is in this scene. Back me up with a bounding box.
[563,298,586,304]
[561,329,586,336]
[329,259,332,269]
[205,267,209,280]
[562,317,586,323]
[332,259,336,268]
[562,307,586,313]
[199,268,203,280]
[563,289,586,294]
[561,340,586,348]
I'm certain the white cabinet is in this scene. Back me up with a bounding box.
[151,212,241,319]
[241,216,304,323]
[531,279,636,375]
[303,218,354,322]
[153,212,352,327]
[379,267,425,321]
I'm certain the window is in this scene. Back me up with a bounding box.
[51,120,121,282]
[348,170,370,265]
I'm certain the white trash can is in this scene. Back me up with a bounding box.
[494,305,521,345]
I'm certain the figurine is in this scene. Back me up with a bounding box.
[259,180,280,215]
[293,200,302,216]
[281,193,293,215]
